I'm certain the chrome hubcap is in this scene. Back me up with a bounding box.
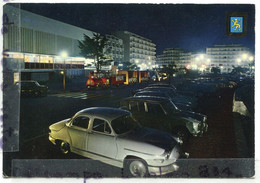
[129,160,146,177]
[60,142,69,154]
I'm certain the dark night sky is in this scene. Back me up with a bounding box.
[19,3,255,55]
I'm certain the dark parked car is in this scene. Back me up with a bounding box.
[134,91,192,111]
[121,96,208,141]
[18,80,48,96]
[133,86,198,110]
[148,83,177,90]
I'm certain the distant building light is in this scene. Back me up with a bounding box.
[242,53,248,59]
[186,64,191,69]
[135,60,139,64]
[61,51,68,58]
[237,58,241,63]
[191,64,198,70]
[118,64,123,67]
[206,59,211,63]
[249,56,254,62]
[200,54,204,59]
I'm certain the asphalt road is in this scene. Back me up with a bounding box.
[3,81,253,177]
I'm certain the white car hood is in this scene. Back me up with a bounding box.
[49,118,70,131]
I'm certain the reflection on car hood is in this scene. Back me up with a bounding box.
[179,110,205,122]
[121,127,177,151]
[49,118,70,131]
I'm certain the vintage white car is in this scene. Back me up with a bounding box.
[49,107,183,177]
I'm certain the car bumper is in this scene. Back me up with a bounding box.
[148,163,179,176]
[193,123,208,137]
[198,123,208,136]
[49,134,56,145]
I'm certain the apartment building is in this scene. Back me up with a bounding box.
[156,48,190,68]
[113,31,156,70]
[104,34,124,64]
[206,44,252,73]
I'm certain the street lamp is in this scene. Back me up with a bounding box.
[61,51,68,91]
[249,56,254,62]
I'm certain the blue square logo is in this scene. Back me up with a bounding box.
[230,17,243,33]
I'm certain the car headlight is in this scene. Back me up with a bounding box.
[192,122,199,131]
[172,135,183,145]
[162,149,171,160]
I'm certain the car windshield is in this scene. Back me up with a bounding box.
[162,100,179,114]
[111,114,141,135]
[33,81,41,86]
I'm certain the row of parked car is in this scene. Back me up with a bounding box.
[48,82,208,177]
[18,80,48,97]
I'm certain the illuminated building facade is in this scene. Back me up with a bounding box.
[156,48,190,69]
[105,34,124,64]
[113,31,156,70]
[206,44,253,73]
[3,5,95,80]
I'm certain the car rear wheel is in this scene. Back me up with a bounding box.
[60,141,70,154]
[123,159,148,177]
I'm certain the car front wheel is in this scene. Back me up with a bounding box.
[124,159,148,177]
[60,141,70,154]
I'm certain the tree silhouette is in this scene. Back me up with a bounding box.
[78,33,108,73]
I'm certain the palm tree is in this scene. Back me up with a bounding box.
[78,33,108,73]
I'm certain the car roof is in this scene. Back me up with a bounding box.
[124,96,170,102]
[144,86,174,90]
[149,83,176,88]
[136,90,167,94]
[76,107,130,121]
[21,80,37,83]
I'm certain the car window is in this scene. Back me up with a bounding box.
[72,116,90,129]
[27,82,36,87]
[21,82,28,87]
[111,114,141,135]
[129,101,138,111]
[146,103,165,115]
[92,118,111,134]
[138,101,145,112]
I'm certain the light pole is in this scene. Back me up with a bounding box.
[61,51,68,91]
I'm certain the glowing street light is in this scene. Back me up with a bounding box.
[200,54,204,59]
[249,56,254,62]
[242,53,248,59]
[237,58,241,63]
[206,58,211,63]
[135,59,139,64]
